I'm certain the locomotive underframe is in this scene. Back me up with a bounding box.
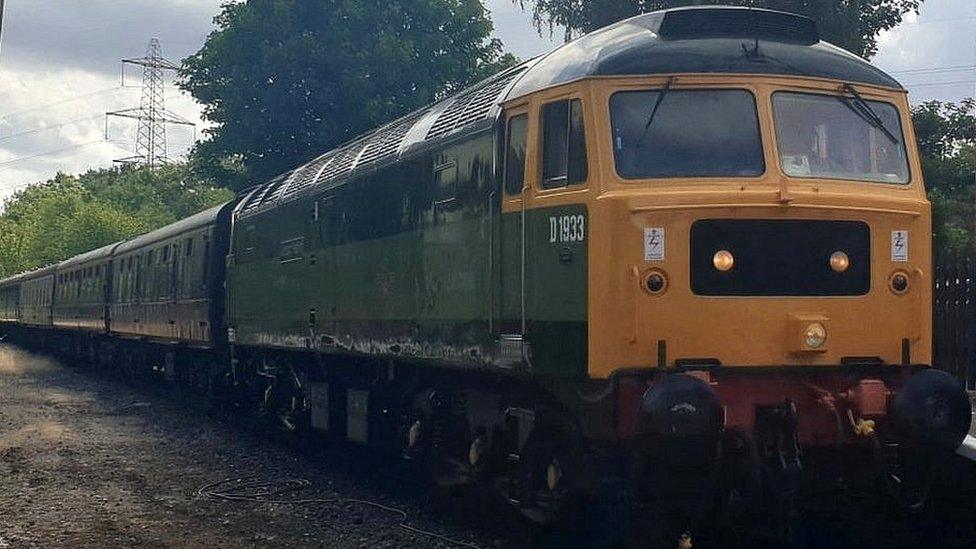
[1,318,970,548]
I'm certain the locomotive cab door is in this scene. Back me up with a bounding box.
[494,107,530,368]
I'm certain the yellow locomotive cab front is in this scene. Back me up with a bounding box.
[585,75,932,376]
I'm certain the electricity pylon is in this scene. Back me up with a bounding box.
[107,38,194,167]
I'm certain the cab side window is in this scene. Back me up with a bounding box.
[541,99,587,189]
[504,114,528,195]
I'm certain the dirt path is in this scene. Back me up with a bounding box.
[0,345,499,549]
[1,344,974,549]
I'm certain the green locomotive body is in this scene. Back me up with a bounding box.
[226,86,589,376]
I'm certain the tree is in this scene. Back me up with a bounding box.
[911,99,976,257]
[180,0,517,189]
[518,0,921,58]
[0,165,232,277]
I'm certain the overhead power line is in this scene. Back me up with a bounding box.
[901,80,976,89]
[0,135,195,183]
[0,114,106,141]
[0,87,124,122]
[901,15,976,25]
[0,139,111,171]
[888,64,976,76]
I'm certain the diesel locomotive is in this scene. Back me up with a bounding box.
[1,6,971,544]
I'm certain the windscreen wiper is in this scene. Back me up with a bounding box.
[838,83,898,145]
[637,76,675,146]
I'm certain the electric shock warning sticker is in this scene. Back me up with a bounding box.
[891,230,909,262]
[644,228,664,261]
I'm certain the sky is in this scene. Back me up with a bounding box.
[0,0,973,202]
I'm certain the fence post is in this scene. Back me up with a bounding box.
[932,255,976,387]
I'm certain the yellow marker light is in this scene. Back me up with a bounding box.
[804,323,827,349]
[829,251,850,272]
[712,250,734,272]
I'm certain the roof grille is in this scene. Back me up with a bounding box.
[262,173,292,205]
[240,172,291,214]
[358,115,420,166]
[283,154,332,198]
[317,146,361,183]
[426,69,523,139]
[656,7,819,45]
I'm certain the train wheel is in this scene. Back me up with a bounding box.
[256,359,310,433]
[402,390,473,492]
[508,427,581,525]
[876,441,938,513]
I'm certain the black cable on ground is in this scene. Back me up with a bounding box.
[197,477,482,549]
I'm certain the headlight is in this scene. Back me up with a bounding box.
[804,323,827,349]
[712,250,734,272]
[829,251,850,272]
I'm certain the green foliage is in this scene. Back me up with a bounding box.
[0,165,233,278]
[912,100,976,258]
[180,0,517,188]
[518,0,921,57]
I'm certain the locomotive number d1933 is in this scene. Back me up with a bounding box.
[549,214,586,243]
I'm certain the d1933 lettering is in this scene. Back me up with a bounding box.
[549,214,585,243]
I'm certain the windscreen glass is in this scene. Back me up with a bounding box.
[773,92,910,184]
[610,89,764,178]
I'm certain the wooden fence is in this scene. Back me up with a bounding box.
[934,257,975,390]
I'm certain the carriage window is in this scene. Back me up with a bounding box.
[433,157,457,204]
[610,89,764,178]
[541,99,587,188]
[202,239,211,290]
[504,114,528,195]
[772,92,909,184]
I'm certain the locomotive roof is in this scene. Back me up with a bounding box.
[507,6,901,97]
[115,202,231,256]
[235,6,901,217]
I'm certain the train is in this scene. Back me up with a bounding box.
[1,6,971,545]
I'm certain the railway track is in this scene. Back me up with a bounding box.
[0,344,500,549]
[2,342,975,549]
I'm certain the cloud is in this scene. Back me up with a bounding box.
[0,61,202,201]
[1,0,224,75]
[872,0,976,103]
[484,0,559,60]
[0,1,219,201]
